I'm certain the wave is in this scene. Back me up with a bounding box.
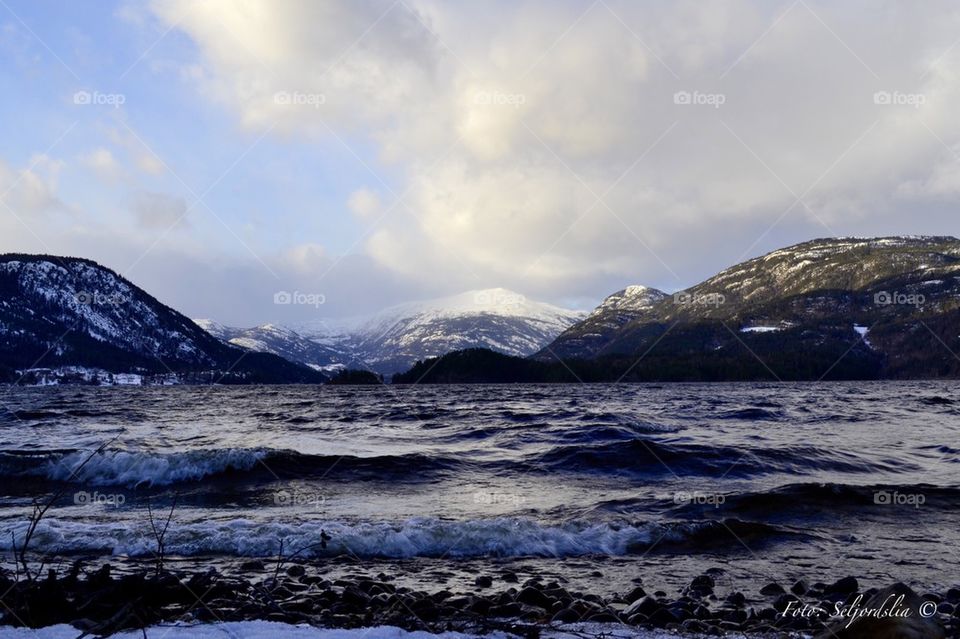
[527,439,912,477]
[700,482,960,516]
[0,448,465,487]
[0,516,803,559]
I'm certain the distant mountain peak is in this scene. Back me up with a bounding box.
[201,288,585,375]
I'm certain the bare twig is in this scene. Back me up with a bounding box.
[146,492,178,576]
[16,437,118,581]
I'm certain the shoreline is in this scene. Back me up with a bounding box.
[1,560,955,638]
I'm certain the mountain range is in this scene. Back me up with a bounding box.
[399,236,960,382]
[3,236,959,384]
[197,289,585,375]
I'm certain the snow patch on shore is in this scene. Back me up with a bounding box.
[0,621,731,639]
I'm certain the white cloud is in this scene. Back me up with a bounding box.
[131,190,188,229]
[0,156,63,218]
[347,188,381,219]
[146,0,960,301]
[81,147,122,181]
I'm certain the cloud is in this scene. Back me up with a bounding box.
[150,1,960,299]
[0,156,64,218]
[81,147,123,181]
[131,190,189,229]
[347,188,381,219]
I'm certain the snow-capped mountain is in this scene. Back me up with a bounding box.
[0,255,323,384]
[343,288,585,373]
[200,288,586,375]
[193,320,361,372]
[543,285,667,360]
[535,236,960,378]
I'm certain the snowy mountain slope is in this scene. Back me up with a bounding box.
[540,285,668,360]
[202,289,585,375]
[193,320,361,372]
[536,236,960,378]
[344,288,584,373]
[0,255,324,384]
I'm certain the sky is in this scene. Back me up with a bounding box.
[1,0,959,326]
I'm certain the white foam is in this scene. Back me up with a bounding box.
[0,516,686,559]
[42,448,269,487]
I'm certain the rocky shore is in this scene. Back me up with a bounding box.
[0,561,956,637]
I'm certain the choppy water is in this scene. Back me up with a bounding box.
[0,382,957,593]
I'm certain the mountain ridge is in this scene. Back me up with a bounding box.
[410,236,960,382]
[0,254,324,384]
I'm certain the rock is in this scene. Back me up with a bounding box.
[691,575,715,590]
[682,619,708,632]
[726,591,746,607]
[648,607,680,627]
[488,602,523,617]
[552,607,580,623]
[946,588,960,604]
[240,560,265,571]
[826,576,859,596]
[623,595,661,618]
[624,585,647,603]
[816,583,945,639]
[501,572,519,583]
[469,597,493,614]
[761,582,786,596]
[792,579,809,596]
[773,594,800,613]
[474,575,493,588]
[285,565,306,578]
[516,586,554,609]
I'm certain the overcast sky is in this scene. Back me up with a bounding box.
[1,0,959,325]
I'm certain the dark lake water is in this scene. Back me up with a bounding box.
[0,382,957,595]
